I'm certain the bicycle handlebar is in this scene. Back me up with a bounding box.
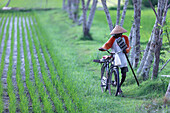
[98,48,121,55]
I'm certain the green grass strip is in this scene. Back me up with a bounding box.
[20,16,42,112]
[0,16,7,47]
[16,15,29,113]
[30,16,81,112]
[7,16,17,113]
[0,16,10,113]
[27,17,65,113]
[22,16,53,113]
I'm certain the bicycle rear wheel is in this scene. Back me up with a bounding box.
[114,67,120,96]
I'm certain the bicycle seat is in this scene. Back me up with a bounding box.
[102,55,112,59]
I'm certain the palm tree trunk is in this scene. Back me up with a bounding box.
[101,0,114,31]
[63,0,66,10]
[120,0,129,27]
[133,0,142,68]
[78,0,91,25]
[86,0,98,32]
[116,0,121,25]
[81,0,89,37]
[137,25,155,75]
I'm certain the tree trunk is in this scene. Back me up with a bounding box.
[81,0,90,37]
[72,0,80,23]
[128,23,134,46]
[141,0,166,80]
[152,37,162,79]
[130,24,136,65]
[101,0,114,31]
[137,25,155,75]
[141,21,159,80]
[5,0,11,7]
[116,0,121,25]
[86,0,98,33]
[78,0,91,25]
[133,0,142,68]
[120,0,129,27]
[164,82,170,104]
[63,0,66,10]
[152,0,169,79]
[68,0,73,19]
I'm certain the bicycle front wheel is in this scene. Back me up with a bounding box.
[101,64,111,95]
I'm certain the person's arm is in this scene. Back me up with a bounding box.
[101,36,115,50]
[123,35,131,53]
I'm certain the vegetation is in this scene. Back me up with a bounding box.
[34,8,170,112]
[0,0,169,112]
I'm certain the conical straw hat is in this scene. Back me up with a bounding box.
[110,25,127,35]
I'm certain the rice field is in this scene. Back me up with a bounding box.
[0,12,82,113]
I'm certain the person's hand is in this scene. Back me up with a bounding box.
[126,47,131,53]
[123,49,127,53]
[123,47,131,53]
[98,47,106,51]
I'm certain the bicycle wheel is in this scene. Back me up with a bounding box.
[114,67,120,96]
[101,64,112,95]
[108,71,112,95]
[101,64,106,92]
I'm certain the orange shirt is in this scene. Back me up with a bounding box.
[102,35,131,53]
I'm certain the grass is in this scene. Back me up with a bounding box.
[0,0,8,8]
[34,8,170,112]
[8,0,61,9]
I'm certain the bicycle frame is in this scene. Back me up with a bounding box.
[93,48,121,95]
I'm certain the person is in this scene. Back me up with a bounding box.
[99,25,131,95]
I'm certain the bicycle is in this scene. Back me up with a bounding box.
[93,48,121,96]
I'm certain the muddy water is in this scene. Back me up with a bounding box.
[0,17,9,113]
[0,17,9,61]
[0,17,5,35]
[12,17,20,113]
[2,16,13,113]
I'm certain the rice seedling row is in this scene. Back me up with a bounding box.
[32,15,89,112]
[16,16,29,113]
[27,17,66,113]
[0,16,7,47]
[1,12,82,112]
[22,17,54,113]
[20,16,42,112]
[0,16,10,112]
[31,16,80,112]
[6,16,18,113]
[26,17,63,112]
